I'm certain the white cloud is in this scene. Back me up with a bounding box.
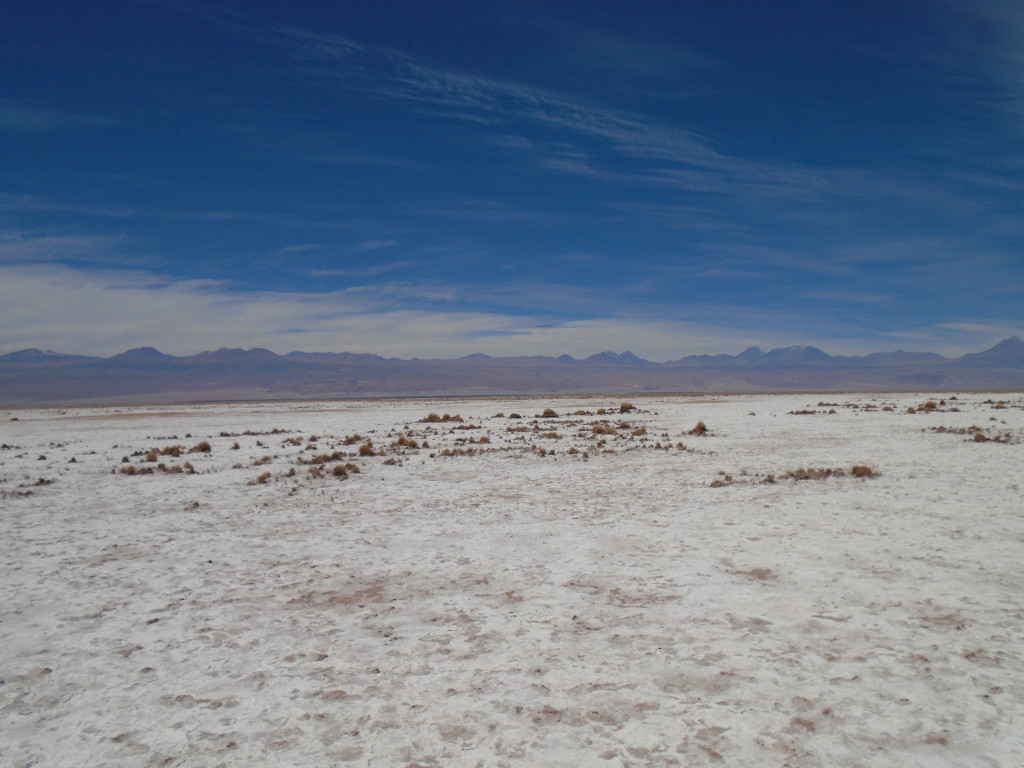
[3,263,1014,360]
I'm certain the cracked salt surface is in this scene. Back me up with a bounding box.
[1,393,1022,766]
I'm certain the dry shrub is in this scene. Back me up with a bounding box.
[144,450,159,463]
[190,441,212,453]
[538,431,562,439]
[120,464,153,475]
[161,445,183,457]
[306,451,344,465]
[780,465,880,481]
[252,471,272,485]
[619,402,635,413]
[632,426,647,436]
[342,434,363,445]
[689,421,708,436]
[782,467,840,481]
[850,465,880,478]
[420,413,463,423]
[592,423,616,435]
[508,413,522,419]
[390,435,419,449]
[540,408,558,418]
[358,441,377,457]
[331,464,349,479]
[440,447,477,457]
[253,455,272,466]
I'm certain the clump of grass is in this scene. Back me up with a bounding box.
[251,471,272,485]
[253,455,272,466]
[592,423,616,435]
[304,451,345,465]
[342,434,363,445]
[439,447,477,457]
[119,464,154,476]
[850,465,880,478]
[358,441,377,457]
[781,467,840,481]
[688,421,708,436]
[190,441,212,453]
[632,426,647,436]
[779,465,881,481]
[540,408,559,418]
[619,402,635,413]
[389,434,420,450]
[420,413,463,423]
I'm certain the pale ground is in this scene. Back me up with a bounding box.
[1,392,1022,767]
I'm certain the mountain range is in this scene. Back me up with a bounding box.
[1,337,1022,405]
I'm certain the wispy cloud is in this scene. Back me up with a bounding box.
[267,26,830,202]
[354,239,397,253]
[0,99,116,131]
[0,233,127,263]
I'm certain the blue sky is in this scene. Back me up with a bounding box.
[1,1,1022,359]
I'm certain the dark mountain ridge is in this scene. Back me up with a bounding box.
[1,338,1021,405]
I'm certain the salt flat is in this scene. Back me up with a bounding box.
[1,393,1022,767]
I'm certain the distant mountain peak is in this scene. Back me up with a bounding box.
[112,346,175,359]
[583,351,652,366]
[955,336,1024,368]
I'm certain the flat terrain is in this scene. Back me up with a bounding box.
[2,393,1022,767]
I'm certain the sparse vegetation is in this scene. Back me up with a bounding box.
[420,413,463,423]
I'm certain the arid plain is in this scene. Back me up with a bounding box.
[2,393,1022,767]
